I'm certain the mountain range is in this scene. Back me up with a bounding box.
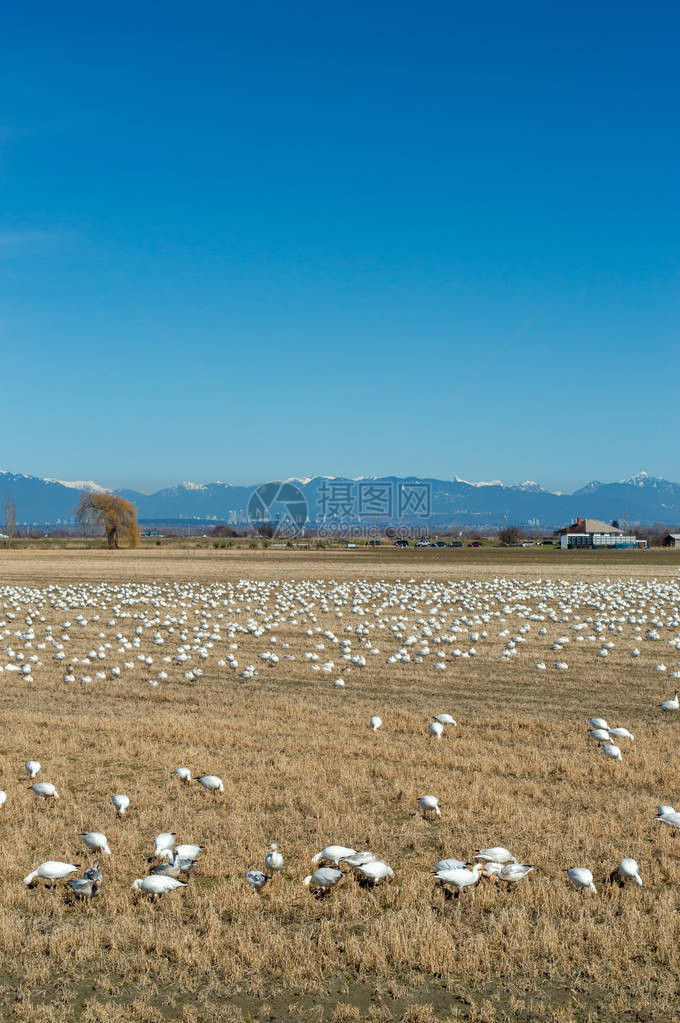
[1,470,679,529]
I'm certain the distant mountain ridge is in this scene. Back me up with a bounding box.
[1,469,679,529]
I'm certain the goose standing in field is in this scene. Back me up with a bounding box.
[265,843,283,875]
[418,795,441,819]
[475,847,516,865]
[197,775,224,793]
[81,832,111,857]
[25,760,41,780]
[24,862,78,889]
[588,718,609,731]
[434,862,484,897]
[112,794,130,817]
[660,693,679,712]
[154,832,176,858]
[369,716,382,732]
[67,877,100,900]
[245,870,269,892]
[302,867,344,893]
[601,743,623,762]
[610,858,643,887]
[0,791,6,809]
[131,876,187,902]
[428,720,444,739]
[566,867,597,894]
[172,767,192,783]
[312,845,357,865]
[29,782,59,801]
[433,714,457,726]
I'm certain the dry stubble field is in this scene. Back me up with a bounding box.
[1,548,680,1023]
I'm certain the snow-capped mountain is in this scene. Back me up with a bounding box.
[1,469,679,527]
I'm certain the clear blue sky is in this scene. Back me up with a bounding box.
[2,1,678,493]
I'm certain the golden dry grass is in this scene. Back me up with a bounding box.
[0,548,679,1022]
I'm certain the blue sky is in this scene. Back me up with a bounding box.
[1,1,678,493]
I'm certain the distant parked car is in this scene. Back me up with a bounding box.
[521,541,535,547]
[540,539,555,545]
[432,541,446,548]
[449,540,463,547]
[367,540,381,547]
[468,541,481,547]
[415,539,431,547]
[394,539,408,548]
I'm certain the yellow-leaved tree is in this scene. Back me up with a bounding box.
[75,492,140,549]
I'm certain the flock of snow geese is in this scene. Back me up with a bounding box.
[2,573,680,904]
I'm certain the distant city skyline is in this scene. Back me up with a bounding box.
[2,3,678,492]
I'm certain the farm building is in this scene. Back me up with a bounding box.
[559,517,623,536]
[558,517,638,549]
[663,534,680,548]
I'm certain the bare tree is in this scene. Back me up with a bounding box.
[498,525,522,545]
[2,491,16,549]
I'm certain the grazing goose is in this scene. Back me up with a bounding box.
[339,851,377,868]
[434,862,484,897]
[566,867,596,894]
[660,693,679,712]
[610,858,643,887]
[83,862,102,883]
[588,728,611,743]
[608,727,634,741]
[151,860,181,879]
[24,862,78,888]
[601,743,623,762]
[418,795,441,819]
[428,721,444,739]
[0,791,6,808]
[25,760,41,780]
[197,775,224,793]
[172,768,192,783]
[433,714,457,726]
[175,844,203,860]
[30,782,59,800]
[657,804,675,818]
[435,857,467,872]
[312,845,356,865]
[81,832,111,857]
[67,877,100,900]
[369,716,382,732]
[495,862,533,884]
[588,718,609,730]
[302,867,344,892]
[475,847,516,864]
[354,859,394,884]
[265,843,284,875]
[655,809,680,833]
[154,832,176,858]
[131,876,187,901]
[112,794,130,817]
[245,870,269,892]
